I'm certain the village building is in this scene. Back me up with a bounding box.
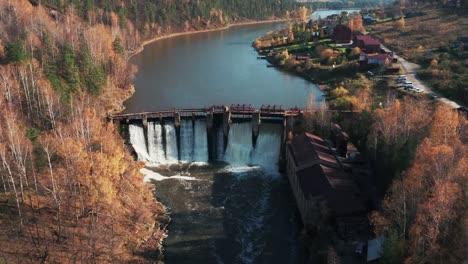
[286,131,367,237]
[333,25,352,44]
[366,54,391,65]
[355,35,381,53]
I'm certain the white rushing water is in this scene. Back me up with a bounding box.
[148,121,166,164]
[129,123,151,161]
[165,121,179,163]
[251,123,283,174]
[224,122,253,166]
[238,179,272,264]
[180,119,194,162]
[129,120,282,169]
[194,120,209,163]
[141,168,198,182]
[216,127,225,161]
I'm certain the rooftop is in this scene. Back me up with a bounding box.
[356,35,381,46]
[289,133,366,216]
[367,54,390,61]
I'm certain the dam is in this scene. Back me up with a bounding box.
[111,105,303,166]
[111,105,309,263]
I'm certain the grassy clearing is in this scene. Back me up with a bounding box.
[369,7,468,105]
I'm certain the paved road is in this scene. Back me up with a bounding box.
[382,44,462,109]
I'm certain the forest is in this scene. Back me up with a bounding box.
[0,0,294,262]
[40,0,296,33]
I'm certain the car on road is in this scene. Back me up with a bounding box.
[411,87,423,93]
[366,71,375,77]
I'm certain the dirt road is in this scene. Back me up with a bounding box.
[384,45,463,109]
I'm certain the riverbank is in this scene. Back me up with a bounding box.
[128,18,289,61]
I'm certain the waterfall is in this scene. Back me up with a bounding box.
[179,119,194,162]
[224,122,253,166]
[129,118,282,169]
[148,121,166,163]
[129,123,151,161]
[194,120,209,163]
[216,127,225,161]
[251,124,282,173]
[164,121,179,163]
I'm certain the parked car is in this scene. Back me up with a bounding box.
[366,71,375,77]
[355,242,365,256]
[404,84,414,89]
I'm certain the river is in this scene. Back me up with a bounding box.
[125,21,327,264]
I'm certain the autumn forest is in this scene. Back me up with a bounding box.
[0,0,466,263]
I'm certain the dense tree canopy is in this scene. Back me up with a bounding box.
[42,0,296,29]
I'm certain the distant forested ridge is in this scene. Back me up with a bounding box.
[40,0,295,29]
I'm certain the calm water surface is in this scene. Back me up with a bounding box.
[125,23,324,112]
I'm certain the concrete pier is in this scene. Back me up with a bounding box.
[142,114,148,129]
[252,111,261,139]
[174,112,181,127]
[222,106,231,138]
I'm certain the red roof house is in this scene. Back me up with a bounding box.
[355,35,381,53]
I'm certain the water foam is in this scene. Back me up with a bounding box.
[141,168,198,182]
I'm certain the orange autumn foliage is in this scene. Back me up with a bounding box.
[370,105,467,264]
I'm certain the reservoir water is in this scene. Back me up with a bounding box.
[125,23,324,112]
[124,21,332,264]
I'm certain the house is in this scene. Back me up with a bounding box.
[355,35,381,53]
[286,133,366,234]
[333,25,352,44]
[367,54,391,65]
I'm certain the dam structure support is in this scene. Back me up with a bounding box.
[110,105,355,166]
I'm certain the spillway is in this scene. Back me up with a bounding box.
[224,122,253,166]
[128,120,282,167]
[147,121,166,163]
[179,119,194,162]
[129,123,151,161]
[194,120,209,163]
[251,123,283,173]
[164,121,179,163]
